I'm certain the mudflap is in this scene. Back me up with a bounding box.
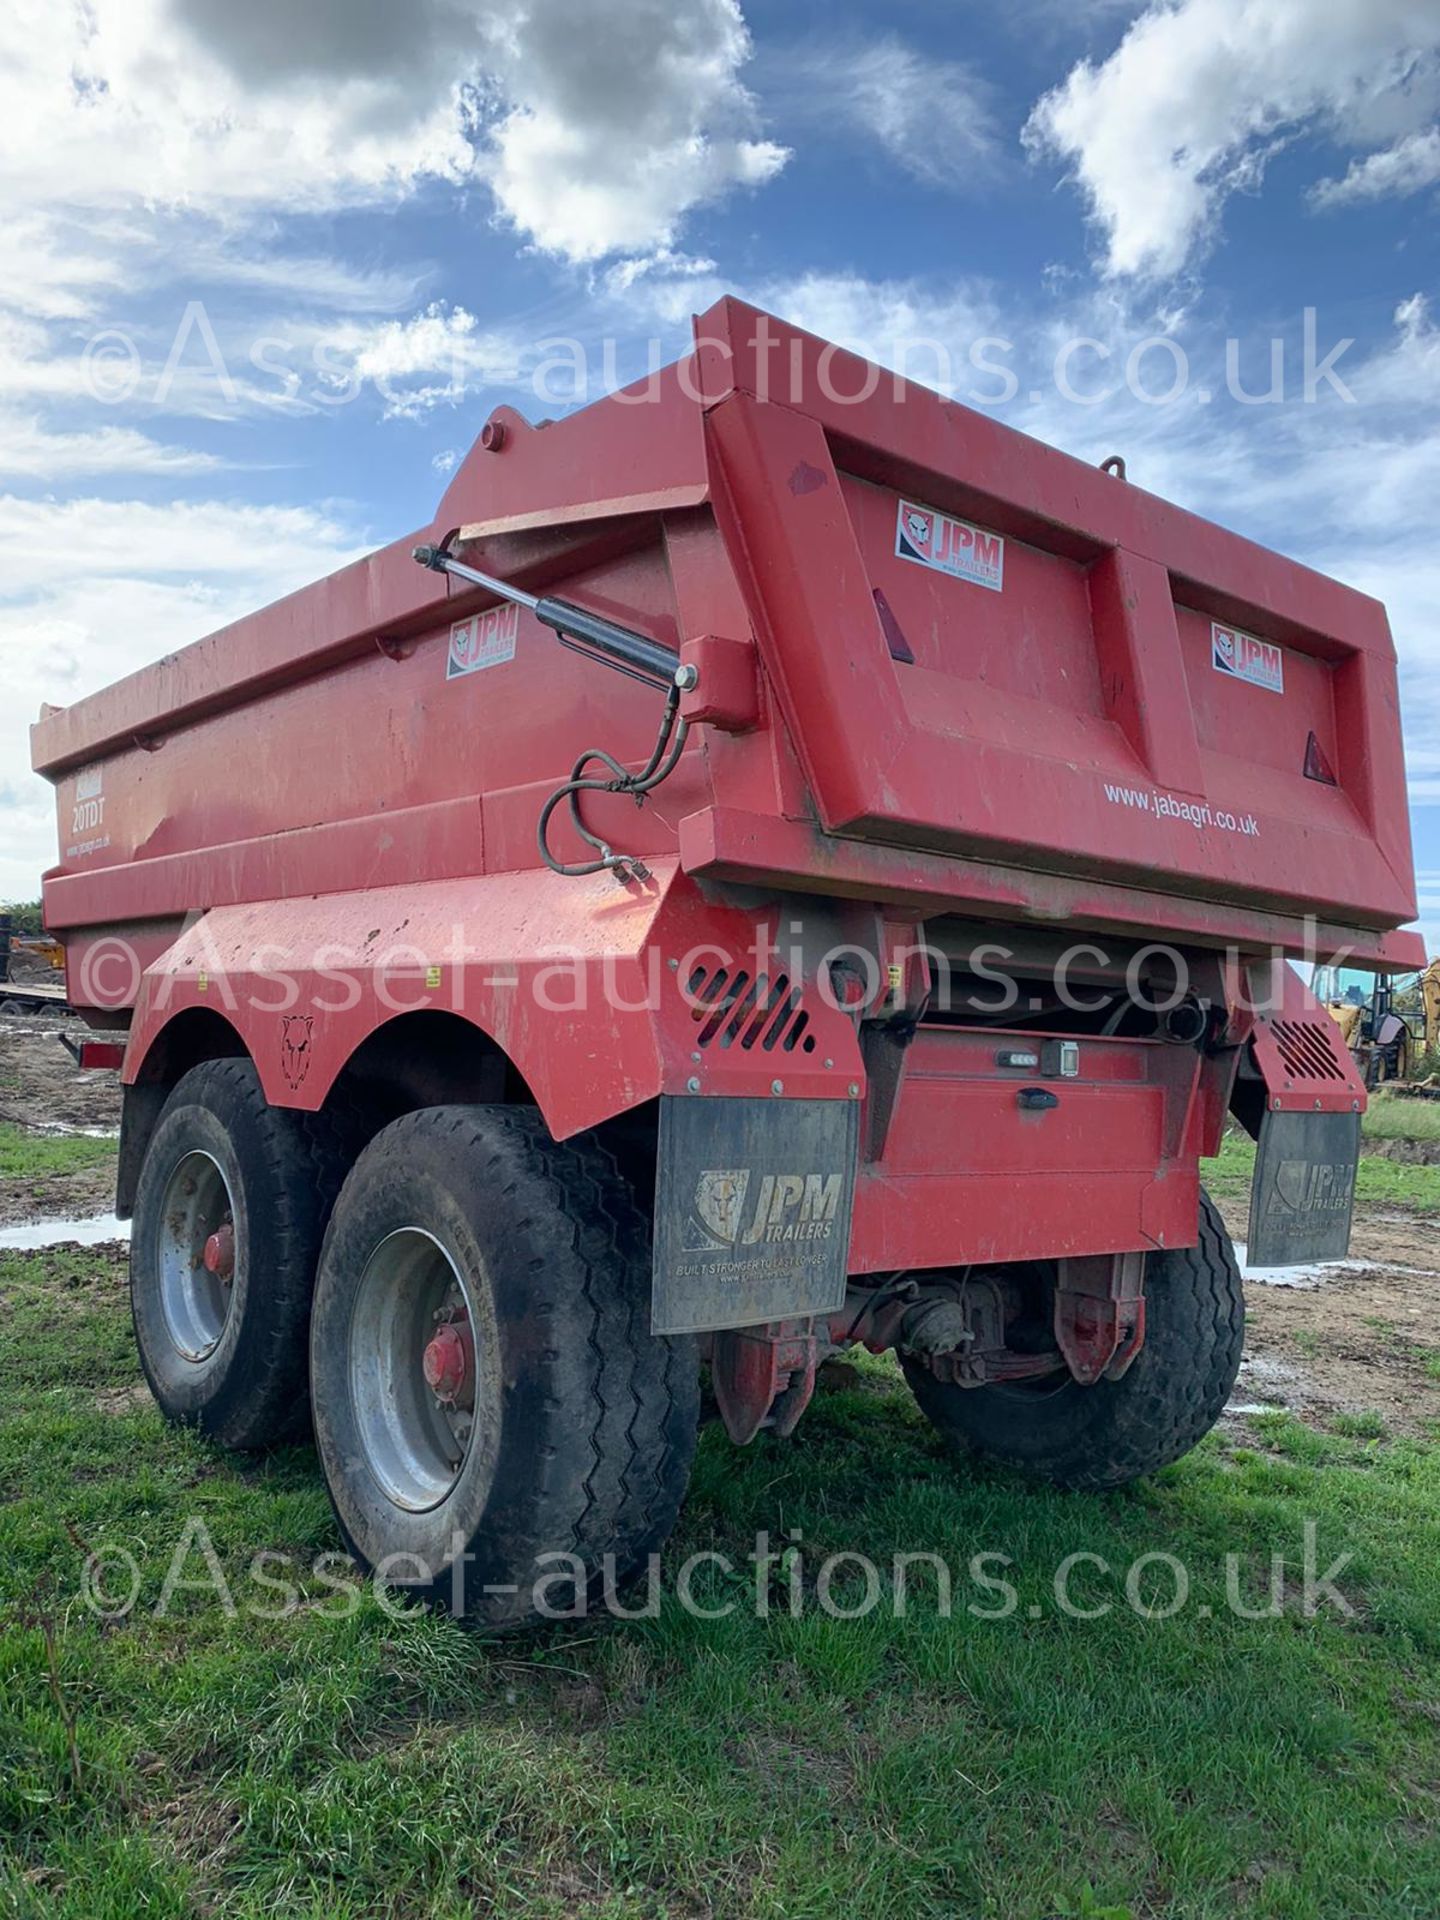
[1248,1108,1361,1267]
[652,1096,859,1335]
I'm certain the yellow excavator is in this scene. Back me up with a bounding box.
[0,912,67,1011]
[1317,958,1440,1088]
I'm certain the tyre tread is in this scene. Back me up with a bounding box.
[132,1057,352,1449]
[904,1192,1245,1491]
[311,1104,696,1624]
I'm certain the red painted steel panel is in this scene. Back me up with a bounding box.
[705,380,1414,932]
[847,1025,1205,1272]
[35,299,1416,963]
[678,806,1425,967]
[114,863,864,1139]
[849,1169,1200,1273]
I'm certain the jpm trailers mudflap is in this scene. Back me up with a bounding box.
[1247,1110,1362,1266]
[652,1096,859,1336]
[1238,967,1368,1268]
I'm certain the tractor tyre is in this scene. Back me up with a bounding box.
[308,1105,700,1629]
[902,1193,1244,1490]
[130,1058,349,1449]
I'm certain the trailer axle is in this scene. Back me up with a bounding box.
[701,1262,1132,1446]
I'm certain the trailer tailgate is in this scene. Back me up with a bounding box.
[702,304,1416,939]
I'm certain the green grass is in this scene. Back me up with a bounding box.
[1202,1129,1440,1211]
[0,1122,117,1181]
[3,1246,1440,1919]
[1199,1132,1259,1200]
[1329,1410,1387,1442]
[1362,1092,1440,1144]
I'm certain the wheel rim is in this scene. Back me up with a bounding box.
[347,1228,478,1513]
[157,1149,236,1362]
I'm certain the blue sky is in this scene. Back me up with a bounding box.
[1,0,1437,949]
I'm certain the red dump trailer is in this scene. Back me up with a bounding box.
[34,301,1421,1623]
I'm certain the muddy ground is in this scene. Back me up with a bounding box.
[1216,1195,1440,1439]
[0,1007,122,1226]
[0,1008,1436,1437]
[0,1008,121,1131]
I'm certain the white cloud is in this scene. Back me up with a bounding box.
[1027,0,1440,277]
[181,248,431,314]
[597,251,725,327]
[748,272,1009,395]
[324,304,538,419]
[0,314,101,406]
[0,495,368,901]
[480,0,786,261]
[1313,124,1440,206]
[0,0,476,220]
[0,0,782,267]
[0,298,520,430]
[0,416,224,480]
[0,0,789,527]
[0,217,135,323]
[0,0,788,389]
[0,494,362,601]
[763,35,1000,191]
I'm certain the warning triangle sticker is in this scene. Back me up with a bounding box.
[1303,731,1338,786]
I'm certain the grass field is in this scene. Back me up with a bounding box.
[1363,1093,1440,1144]
[3,1137,1440,1918]
[1203,1128,1440,1211]
[0,1122,117,1183]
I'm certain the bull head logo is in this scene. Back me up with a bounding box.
[687,1169,750,1250]
[280,1013,314,1090]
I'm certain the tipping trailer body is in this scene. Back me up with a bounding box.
[32,300,1420,1303]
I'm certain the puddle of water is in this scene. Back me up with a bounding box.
[27,1121,120,1140]
[1235,1241,1440,1288]
[0,1214,131,1250]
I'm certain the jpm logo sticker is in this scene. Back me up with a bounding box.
[448,602,519,679]
[683,1169,843,1253]
[1212,620,1284,694]
[895,498,1004,593]
[1266,1158,1356,1220]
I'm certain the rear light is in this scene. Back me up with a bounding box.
[60,1034,125,1071]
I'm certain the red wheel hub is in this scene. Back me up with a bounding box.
[423,1319,474,1407]
[202,1222,235,1280]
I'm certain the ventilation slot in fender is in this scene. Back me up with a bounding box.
[1270,1017,1350,1084]
[685,963,816,1053]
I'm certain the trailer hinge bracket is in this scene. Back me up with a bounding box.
[1053,1251,1147,1385]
